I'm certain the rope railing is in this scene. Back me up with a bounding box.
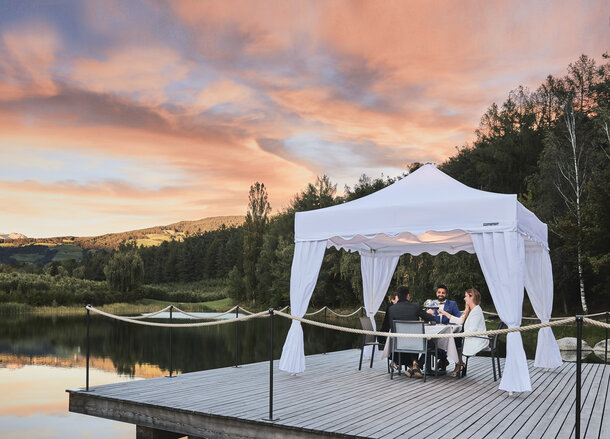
[87,300,610,331]
[482,310,609,321]
[583,317,610,330]
[326,307,364,318]
[82,303,608,436]
[304,307,327,316]
[172,305,238,320]
[85,305,268,328]
[274,310,579,339]
[130,305,174,319]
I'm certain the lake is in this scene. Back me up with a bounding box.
[0,311,607,438]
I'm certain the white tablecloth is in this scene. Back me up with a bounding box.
[381,324,462,364]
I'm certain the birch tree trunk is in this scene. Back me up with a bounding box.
[558,107,588,313]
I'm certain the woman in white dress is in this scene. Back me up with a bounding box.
[438,288,488,376]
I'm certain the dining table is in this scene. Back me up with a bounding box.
[380,323,463,365]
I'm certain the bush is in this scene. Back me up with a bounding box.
[142,279,229,303]
[0,272,113,306]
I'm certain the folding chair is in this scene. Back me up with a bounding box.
[462,321,504,381]
[391,320,437,382]
[358,316,381,370]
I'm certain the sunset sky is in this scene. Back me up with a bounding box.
[1,0,607,238]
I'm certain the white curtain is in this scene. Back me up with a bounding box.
[471,232,532,392]
[360,251,400,358]
[279,240,327,374]
[524,245,563,368]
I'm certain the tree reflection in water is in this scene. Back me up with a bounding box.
[0,313,361,377]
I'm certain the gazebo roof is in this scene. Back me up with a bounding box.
[295,164,547,255]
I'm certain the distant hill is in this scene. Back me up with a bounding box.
[0,216,245,264]
[0,232,27,240]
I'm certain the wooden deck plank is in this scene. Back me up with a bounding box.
[419,365,549,439]
[499,362,575,438]
[331,359,495,437]
[598,366,610,439]
[68,349,609,439]
[538,362,598,439]
[551,363,601,439]
[581,364,609,439]
[479,364,573,438]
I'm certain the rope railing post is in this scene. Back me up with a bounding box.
[86,305,90,392]
[575,315,583,439]
[169,305,173,378]
[262,308,278,422]
[234,305,240,368]
[324,306,328,355]
[604,311,610,363]
[360,306,364,317]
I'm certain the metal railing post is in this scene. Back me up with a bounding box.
[169,305,173,377]
[263,308,278,422]
[235,305,240,368]
[360,306,364,317]
[86,305,90,392]
[604,311,610,363]
[324,306,328,355]
[575,315,583,439]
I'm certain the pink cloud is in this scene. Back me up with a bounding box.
[70,46,190,105]
[0,21,60,100]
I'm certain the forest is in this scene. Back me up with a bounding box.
[0,54,608,315]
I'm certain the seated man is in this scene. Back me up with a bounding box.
[426,284,461,371]
[388,285,436,378]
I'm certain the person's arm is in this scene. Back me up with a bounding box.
[451,301,462,318]
[418,307,436,323]
[440,307,464,325]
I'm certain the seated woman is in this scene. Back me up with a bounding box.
[438,288,488,376]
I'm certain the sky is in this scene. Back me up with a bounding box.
[0,0,607,238]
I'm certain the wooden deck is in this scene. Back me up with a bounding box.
[68,349,609,439]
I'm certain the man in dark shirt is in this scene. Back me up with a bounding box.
[388,285,436,377]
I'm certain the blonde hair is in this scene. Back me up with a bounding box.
[462,288,482,322]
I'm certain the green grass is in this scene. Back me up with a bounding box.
[51,244,83,261]
[0,295,236,316]
[139,296,233,312]
[12,253,45,263]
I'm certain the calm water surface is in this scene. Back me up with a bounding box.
[0,313,358,438]
[0,313,606,438]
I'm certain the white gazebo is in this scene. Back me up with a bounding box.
[279,164,562,392]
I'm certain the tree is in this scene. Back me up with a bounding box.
[555,105,589,312]
[104,244,144,293]
[243,182,271,304]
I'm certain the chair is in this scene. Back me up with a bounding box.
[461,321,504,381]
[358,316,381,370]
[391,320,437,382]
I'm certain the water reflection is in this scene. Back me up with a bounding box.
[0,314,360,377]
[0,365,136,439]
[0,313,360,439]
